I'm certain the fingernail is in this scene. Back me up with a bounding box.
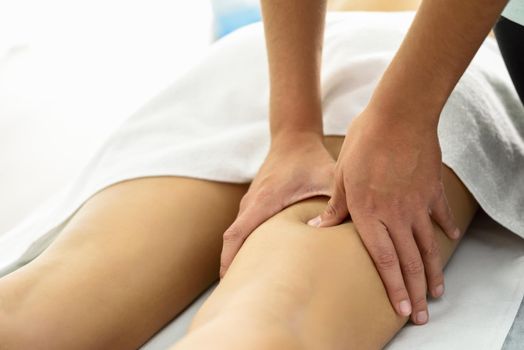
[416,310,428,324]
[307,216,321,227]
[453,228,461,239]
[434,284,444,298]
[399,300,412,316]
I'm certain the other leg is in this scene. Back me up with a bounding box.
[0,177,247,349]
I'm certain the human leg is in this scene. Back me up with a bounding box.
[172,137,478,350]
[0,177,247,349]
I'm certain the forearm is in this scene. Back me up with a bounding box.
[260,0,327,139]
[369,0,508,129]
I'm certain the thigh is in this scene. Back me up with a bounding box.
[0,177,247,349]
[178,138,478,350]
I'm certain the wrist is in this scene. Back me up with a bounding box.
[269,105,324,142]
[357,103,439,138]
[364,91,441,134]
[270,128,324,152]
[268,86,324,138]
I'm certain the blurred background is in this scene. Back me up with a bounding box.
[0,0,423,235]
[0,0,241,235]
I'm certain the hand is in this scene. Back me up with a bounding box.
[220,131,335,277]
[308,109,460,325]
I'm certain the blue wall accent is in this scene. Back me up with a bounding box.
[212,1,262,38]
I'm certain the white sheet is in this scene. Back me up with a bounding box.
[141,212,524,349]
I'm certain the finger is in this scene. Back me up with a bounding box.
[413,213,445,299]
[352,215,412,318]
[430,189,460,239]
[308,179,348,227]
[388,224,429,325]
[220,204,274,278]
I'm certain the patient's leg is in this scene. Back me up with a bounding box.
[173,150,478,349]
[0,177,247,349]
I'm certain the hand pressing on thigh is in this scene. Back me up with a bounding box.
[308,108,460,325]
[219,131,335,277]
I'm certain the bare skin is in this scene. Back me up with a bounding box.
[173,137,478,350]
[328,0,421,11]
[0,137,477,350]
[220,0,508,325]
[0,178,248,349]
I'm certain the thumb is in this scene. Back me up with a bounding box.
[307,182,349,228]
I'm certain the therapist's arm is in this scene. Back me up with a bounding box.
[219,0,332,277]
[262,0,327,139]
[313,0,509,324]
[370,0,508,124]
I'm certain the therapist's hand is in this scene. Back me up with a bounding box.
[220,131,335,278]
[309,108,460,325]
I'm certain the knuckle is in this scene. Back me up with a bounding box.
[374,250,399,270]
[402,257,424,275]
[411,295,427,309]
[359,199,378,216]
[324,201,339,217]
[390,196,403,210]
[388,285,409,301]
[390,202,409,221]
[421,240,441,260]
[239,193,251,207]
[239,193,256,211]
[223,226,243,243]
[410,196,427,212]
[428,271,444,286]
[355,205,376,221]
[369,199,402,222]
[256,188,274,201]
